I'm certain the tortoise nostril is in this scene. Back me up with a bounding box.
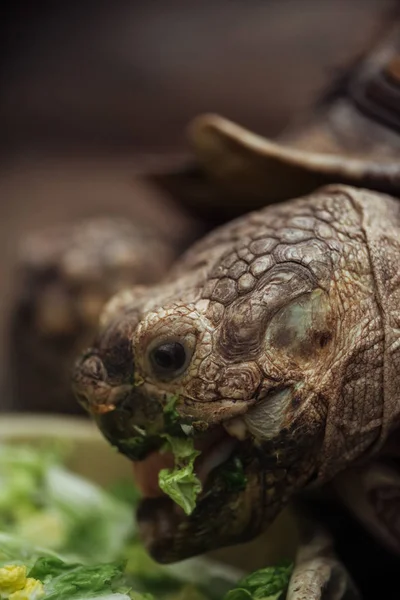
[71,352,108,405]
[81,355,107,382]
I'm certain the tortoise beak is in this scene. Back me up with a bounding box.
[72,348,168,460]
[137,457,264,564]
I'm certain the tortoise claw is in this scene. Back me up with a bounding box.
[287,518,360,600]
[287,556,360,600]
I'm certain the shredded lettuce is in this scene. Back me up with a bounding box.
[28,557,133,599]
[0,445,134,564]
[158,435,202,516]
[0,532,61,569]
[223,563,293,600]
[0,441,290,600]
[218,457,247,493]
[0,530,239,600]
[163,396,180,426]
[0,443,241,599]
[0,539,150,600]
[107,481,141,507]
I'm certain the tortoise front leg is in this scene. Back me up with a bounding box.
[288,509,360,600]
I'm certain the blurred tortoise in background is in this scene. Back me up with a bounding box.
[10,205,200,415]
[12,21,400,600]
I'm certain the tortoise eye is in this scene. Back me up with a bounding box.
[150,341,187,377]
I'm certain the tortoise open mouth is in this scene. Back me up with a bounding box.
[73,347,305,563]
[133,427,263,563]
[131,425,237,499]
[85,384,301,562]
[130,424,252,558]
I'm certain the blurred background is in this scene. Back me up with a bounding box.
[0,0,397,413]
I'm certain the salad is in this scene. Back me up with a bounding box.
[0,443,292,599]
[158,435,201,516]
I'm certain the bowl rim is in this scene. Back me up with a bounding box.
[0,413,99,440]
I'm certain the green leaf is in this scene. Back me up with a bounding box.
[107,480,141,507]
[161,436,200,463]
[158,435,201,515]
[158,465,202,516]
[0,532,61,568]
[223,563,293,600]
[0,444,59,531]
[123,541,174,584]
[43,465,135,563]
[28,557,137,599]
[218,457,247,492]
[163,395,180,426]
[0,442,135,564]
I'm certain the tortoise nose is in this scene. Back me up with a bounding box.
[72,348,168,460]
[72,350,131,414]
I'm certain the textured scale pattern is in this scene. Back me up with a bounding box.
[72,184,400,570]
[85,186,400,468]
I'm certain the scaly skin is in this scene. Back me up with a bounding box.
[72,184,400,588]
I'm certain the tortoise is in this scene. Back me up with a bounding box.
[13,21,400,600]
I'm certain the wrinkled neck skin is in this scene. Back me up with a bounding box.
[73,184,400,562]
[328,188,400,557]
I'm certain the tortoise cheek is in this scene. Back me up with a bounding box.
[265,288,334,363]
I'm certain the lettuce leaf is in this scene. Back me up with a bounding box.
[0,444,134,564]
[0,538,153,599]
[0,442,291,600]
[28,557,134,599]
[223,563,293,600]
[163,395,180,427]
[44,466,134,563]
[158,436,201,515]
[218,457,247,493]
[0,532,61,569]
[107,481,141,506]
[0,443,238,599]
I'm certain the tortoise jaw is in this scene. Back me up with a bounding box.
[136,447,264,564]
[121,424,262,563]
[133,404,323,563]
[72,348,312,561]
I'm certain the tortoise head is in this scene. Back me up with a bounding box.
[72,179,400,563]
[73,29,400,563]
